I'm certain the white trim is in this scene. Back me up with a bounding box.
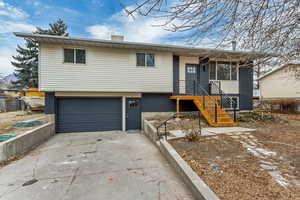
[122,96,126,131]
[55,92,142,97]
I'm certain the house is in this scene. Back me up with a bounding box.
[258,64,300,113]
[15,32,269,133]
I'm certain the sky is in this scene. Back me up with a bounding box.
[0,0,217,76]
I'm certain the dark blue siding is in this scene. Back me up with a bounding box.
[199,61,209,94]
[141,93,198,112]
[173,55,179,94]
[141,93,176,112]
[45,92,56,114]
[239,66,253,110]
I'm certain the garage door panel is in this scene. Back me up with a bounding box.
[57,98,122,133]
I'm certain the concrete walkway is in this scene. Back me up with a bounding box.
[201,127,256,136]
[0,131,194,200]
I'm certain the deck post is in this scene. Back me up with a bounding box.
[233,103,237,122]
[215,102,218,123]
[176,98,180,117]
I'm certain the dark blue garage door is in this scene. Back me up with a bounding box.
[57,98,122,133]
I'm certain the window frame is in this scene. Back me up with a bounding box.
[63,48,86,65]
[209,61,239,81]
[136,52,156,67]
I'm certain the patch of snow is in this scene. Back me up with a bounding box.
[260,160,274,165]
[260,164,277,170]
[268,171,289,188]
[256,148,277,157]
[174,118,181,122]
[169,130,185,137]
[240,141,264,158]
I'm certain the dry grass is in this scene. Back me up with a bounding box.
[0,121,15,130]
[170,118,300,200]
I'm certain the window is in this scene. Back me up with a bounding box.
[209,62,216,80]
[231,62,237,80]
[222,96,239,109]
[136,53,155,67]
[146,54,155,67]
[64,49,74,63]
[76,49,86,64]
[187,66,196,73]
[64,49,86,64]
[209,61,238,80]
[136,53,145,66]
[128,100,139,107]
[217,62,231,80]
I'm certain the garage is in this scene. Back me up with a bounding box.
[56,97,122,133]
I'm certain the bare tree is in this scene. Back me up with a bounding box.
[125,0,300,74]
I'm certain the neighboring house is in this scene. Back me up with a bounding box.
[258,64,300,113]
[0,89,21,112]
[15,32,268,133]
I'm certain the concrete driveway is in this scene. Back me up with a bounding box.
[0,131,194,200]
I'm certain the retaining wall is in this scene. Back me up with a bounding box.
[143,120,159,144]
[0,122,55,162]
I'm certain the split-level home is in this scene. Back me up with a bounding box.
[15,32,269,133]
[258,64,300,113]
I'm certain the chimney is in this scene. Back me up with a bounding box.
[231,41,237,51]
[111,35,124,41]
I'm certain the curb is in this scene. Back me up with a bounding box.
[159,139,220,200]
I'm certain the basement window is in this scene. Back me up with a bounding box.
[64,49,86,64]
[136,53,155,67]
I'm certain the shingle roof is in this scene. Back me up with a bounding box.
[14,32,276,60]
[258,64,300,80]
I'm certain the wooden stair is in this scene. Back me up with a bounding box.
[170,96,238,127]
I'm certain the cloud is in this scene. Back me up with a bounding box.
[0,47,15,76]
[86,8,173,43]
[32,3,81,18]
[0,20,35,34]
[86,25,118,39]
[0,0,28,19]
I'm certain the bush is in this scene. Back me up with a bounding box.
[237,111,274,122]
[179,122,200,142]
[185,129,200,142]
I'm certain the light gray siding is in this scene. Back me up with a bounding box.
[39,44,173,92]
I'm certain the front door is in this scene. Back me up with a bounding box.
[185,64,198,95]
[126,98,141,130]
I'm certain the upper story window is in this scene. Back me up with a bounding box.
[136,53,155,67]
[209,61,238,80]
[64,49,86,64]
